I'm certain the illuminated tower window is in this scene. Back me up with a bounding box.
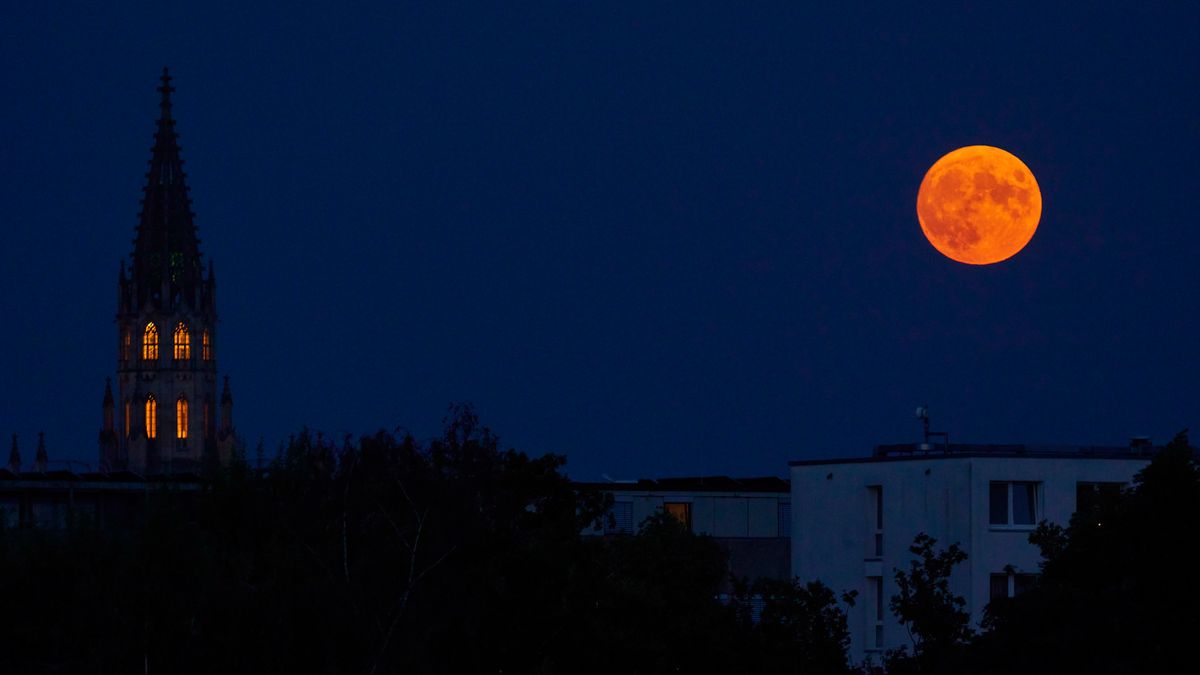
[143,323,159,360]
[176,395,188,440]
[124,400,131,438]
[202,329,212,361]
[145,395,157,439]
[174,322,191,360]
[122,332,132,360]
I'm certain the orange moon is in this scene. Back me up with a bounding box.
[916,145,1041,265]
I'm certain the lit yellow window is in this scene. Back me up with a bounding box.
[124,400,131,438]
[176,395,188,439]
[664,502,692,530]
[202,330,212,361]
[122,332,132,360]
[145,395,157,439]
[173,322,190,360]
[143,323,159,360]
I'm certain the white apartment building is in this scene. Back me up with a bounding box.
[790,442,1152,665]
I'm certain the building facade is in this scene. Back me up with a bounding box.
[98,70,236,475]
[789,443,1152,665]
[581,476,792,587]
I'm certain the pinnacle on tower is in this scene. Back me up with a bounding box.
[35,432,48,473]
[8,434,19,473]
[220,376,234,432]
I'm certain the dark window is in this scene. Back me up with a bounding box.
[1014,573,1037,595]
[989,483,1008,525]
[1076,482,1123,515]
[991,571,1039,600]
[777,502,791,537]
[606,501,633,535]
[868,486,884,558]
[990,574,1009,601]
[1012,482,1037,525]
[868,576,884,649]
[990,481,1039,526]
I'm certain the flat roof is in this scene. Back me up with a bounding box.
[789,443,1157,467]
[0,468,204,490]
[575,475,789,493]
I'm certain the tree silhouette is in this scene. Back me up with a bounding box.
[885,534,972,674]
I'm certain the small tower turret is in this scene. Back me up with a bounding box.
[34,432,48,473]
[99,379,119,471]
[8,434,19,473]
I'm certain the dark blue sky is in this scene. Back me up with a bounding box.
[2,3,1197,479]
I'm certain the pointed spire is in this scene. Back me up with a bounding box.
[102,378,115,432]
[131,68,202,311]
[220,376,234,432]
[35,432,48,473]
[157,67,175,121]
[8,434,19,473]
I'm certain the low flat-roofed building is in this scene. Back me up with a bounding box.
[790,442,1153,665]
[0,468,201,531]
[579,476,791,586]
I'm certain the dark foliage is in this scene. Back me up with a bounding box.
[963,430,1200,675]
[884,534,971,675]
[0,406,855,675]
[733,576,859,675]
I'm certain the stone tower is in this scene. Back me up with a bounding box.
[99,69,236,474]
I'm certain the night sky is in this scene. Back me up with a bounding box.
[2,3,1197,480]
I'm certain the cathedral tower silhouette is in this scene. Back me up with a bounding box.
[99,69,236,474]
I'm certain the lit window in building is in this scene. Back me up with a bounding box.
[174,322,190,360]
[124,400,131,438]
[145,395,157,439]
[176,395,188,439]
[989,481,1040,527]
[664,502,692,530]
[142,323,159,360]
[122,332,132,360]
[202,329,212,361]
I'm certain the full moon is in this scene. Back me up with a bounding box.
[916,145,1042,265]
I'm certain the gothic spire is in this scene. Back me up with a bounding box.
[131,67,203,310]
[35,432,48,473]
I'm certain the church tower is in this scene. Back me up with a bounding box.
[99,69,236,474]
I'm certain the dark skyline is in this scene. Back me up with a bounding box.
[1,3,1197,480]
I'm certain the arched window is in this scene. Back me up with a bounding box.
[202,330,212,361]
[176,395,188,440]
[122,332,132,361]
[203,400,212,435]
[145,395,157,439]
[124,400,132,438]
[143,323,159,361]
[174,322,190,360]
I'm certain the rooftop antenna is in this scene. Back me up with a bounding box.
[915,405,950,452]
